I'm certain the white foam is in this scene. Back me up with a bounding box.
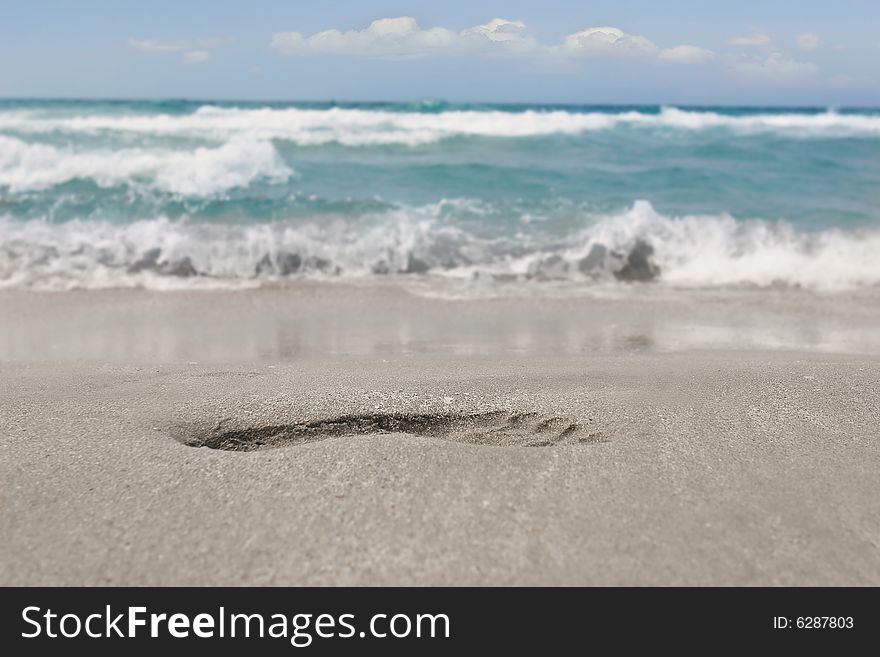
[1,106,878,146]
[2,201,880,292]
[0,208,461,290]
[0,135,293,194]
[564,200,880,290]
[655,107,880,134]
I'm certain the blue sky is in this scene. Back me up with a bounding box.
[1,0,878,105]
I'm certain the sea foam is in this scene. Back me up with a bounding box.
[2,202,879,293]
[1,106,878,147]
[0,134,292,194]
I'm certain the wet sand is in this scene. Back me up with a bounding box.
[1,285,878,585]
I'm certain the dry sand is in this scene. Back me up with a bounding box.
[1,285,878,585]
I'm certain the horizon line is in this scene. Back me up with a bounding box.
[0,95,878,110]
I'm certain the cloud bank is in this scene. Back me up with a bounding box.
[270,17,712,65]
[269,17,818,83]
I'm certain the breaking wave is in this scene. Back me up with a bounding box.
[0,134,293,194]
[0,106,878,146]
[2,201,879,292]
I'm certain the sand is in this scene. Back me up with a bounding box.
[1,285,879,585]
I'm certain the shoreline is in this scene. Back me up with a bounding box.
[2,283,880,361]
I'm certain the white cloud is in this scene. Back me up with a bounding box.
[271,17,714,65]
[268,32,306,52]
[184,50,211,64]
[270,17,457,58]
[729,52,817,81]
[559,26,657,57]
[658,45,716,64]
[460,19,540,54]
[462,18,526,43]
[128,38,188,52]
[271,17,546,58]
[728,32,773,48]
[796,32,820,51]
[128,36,231,63]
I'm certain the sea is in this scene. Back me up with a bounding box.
[1,99,879,295]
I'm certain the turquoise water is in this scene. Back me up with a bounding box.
[1,100,879,290]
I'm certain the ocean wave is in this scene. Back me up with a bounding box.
[2,201,879,292]
[0,106,878,146]
[0,135,293,194]
[561,201,880,289]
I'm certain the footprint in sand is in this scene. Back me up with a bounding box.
[182,411,607,452]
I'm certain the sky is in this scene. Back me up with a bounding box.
[1,0,878,105]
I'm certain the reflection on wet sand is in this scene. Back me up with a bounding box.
[1,284,879,363]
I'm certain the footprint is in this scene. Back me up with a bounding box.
[182,411,607,452]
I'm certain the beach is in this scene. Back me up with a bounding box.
[2,285,878,586]
[3,99,880,586]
